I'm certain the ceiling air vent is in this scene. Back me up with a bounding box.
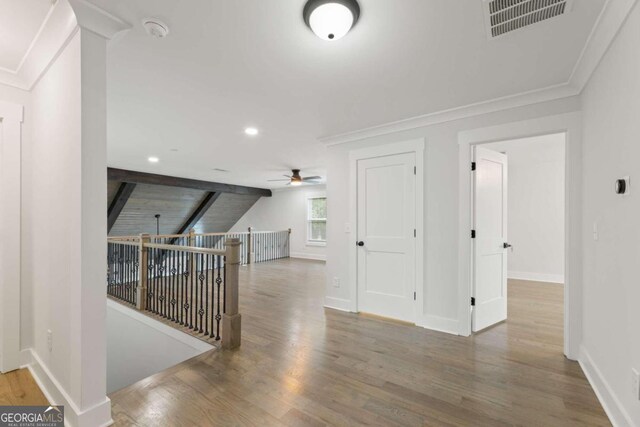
[483,0,574,38]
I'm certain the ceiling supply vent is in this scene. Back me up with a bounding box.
[483,0,574,38]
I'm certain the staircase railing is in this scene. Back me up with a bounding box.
[106,235,242,349]
[108,228,291,265]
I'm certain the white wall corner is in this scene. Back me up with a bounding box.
[324,297,353,312]
[568,0,640,92]
[579,346,636,427]
[68,0,131,40]
[416,315,460,336]
[0,0,131,90]
[25,349,113,427]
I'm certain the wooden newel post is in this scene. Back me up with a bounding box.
[222,238,242,349]
[247,226,253,264]
[136,233,150,310]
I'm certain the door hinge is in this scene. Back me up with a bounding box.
[471,297,475,306]
[471,162,476,171]
[414,291,416,301]
[471,229,476,239]
[414,229,416,237]
[414,166,416,175]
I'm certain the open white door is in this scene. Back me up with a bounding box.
[472,146,508,332]
[357,152,416,323]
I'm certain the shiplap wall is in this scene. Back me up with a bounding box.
[107,182,261,236]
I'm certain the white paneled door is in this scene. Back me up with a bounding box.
[357,152,416,323]
[472,146,509,332]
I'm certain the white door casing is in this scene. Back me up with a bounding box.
[356,152,416,323]
[0,101,23,372]
[472,146,508,331]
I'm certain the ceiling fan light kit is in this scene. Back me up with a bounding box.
[303,0,360,41]
[268,169,322,186]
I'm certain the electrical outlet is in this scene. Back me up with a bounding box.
[332,277,340,288]
[592,222,599,241]
[344,223,351,233]
[47,330,53,352]
[633,368,640,401]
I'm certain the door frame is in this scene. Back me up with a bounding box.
[0,101,24,372]
[348,139,424,323]
[457,112,582,360]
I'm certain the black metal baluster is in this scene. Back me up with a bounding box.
[171,252,175,318]
[198,253,204,333]
[205,254,210,336]
[215,257,222,340]
[189,251,194,329]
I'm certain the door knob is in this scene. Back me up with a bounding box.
[357,241,365,247]
[503,242,512,249]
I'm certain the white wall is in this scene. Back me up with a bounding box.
[231,185,326,261]
[579,2,640,425]
[0,83,33,356]
[23,27,112,426]
[324,96,581,331]
[484,133,565,284]
[106,301,213,393]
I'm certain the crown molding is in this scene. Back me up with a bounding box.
[321,0,638,146]
[568,0,638,90]
[68,0,131,40]
[0,0,130,91]
[320,83,578,146]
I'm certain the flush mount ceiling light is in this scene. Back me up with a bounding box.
[303,0,360,41]
[244,127,259,136]
[148,156,159,163]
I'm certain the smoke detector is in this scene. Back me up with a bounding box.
[142,18,169,38]
[483,0,574,39]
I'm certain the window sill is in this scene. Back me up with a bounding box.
[306,241,326,247]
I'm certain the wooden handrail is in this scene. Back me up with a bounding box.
[143,242,226,256]
[107,240,139,246]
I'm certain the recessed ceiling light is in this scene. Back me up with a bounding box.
[303,0,360,41]
[244,127,259,136]
[148,156,159,163]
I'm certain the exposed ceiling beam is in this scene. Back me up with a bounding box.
[108,168,272,197]
[107,182,137,233]
[172,192,222,240]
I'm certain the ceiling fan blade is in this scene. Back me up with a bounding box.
[267,179,291,182]
[302,176,322,181]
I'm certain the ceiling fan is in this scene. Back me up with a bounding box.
[268,169,322,186]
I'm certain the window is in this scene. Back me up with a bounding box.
[307,197,327,245]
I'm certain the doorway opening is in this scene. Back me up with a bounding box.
[472,133,566,341]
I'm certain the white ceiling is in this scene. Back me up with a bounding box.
[87,0,604,188]
[0,0,53,72]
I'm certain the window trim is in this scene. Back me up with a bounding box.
[306,196,327,246]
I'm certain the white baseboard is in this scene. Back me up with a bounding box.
[290,252,326,261]
[324,296,352,312]
[21,348,113,427]
[579,346,634,427]
[508,271,564,284]
[417,315,460,335]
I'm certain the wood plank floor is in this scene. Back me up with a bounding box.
[109,259,609,426]
[0,368,48,406]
